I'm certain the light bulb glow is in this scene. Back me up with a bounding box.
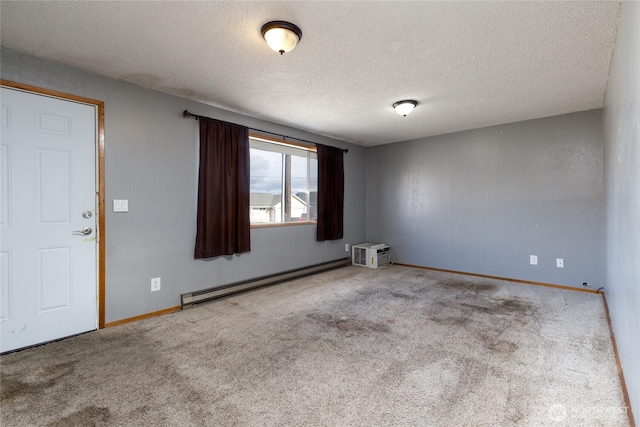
[264,28,299,54]
[393,100,418,116]
[261,21,302,55]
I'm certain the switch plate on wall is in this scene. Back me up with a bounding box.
[113,199,129,212]
[530,255,538,265]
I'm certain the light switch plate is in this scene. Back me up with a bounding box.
[113,199,129,212]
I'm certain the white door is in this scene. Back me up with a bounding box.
[1,87,98,353]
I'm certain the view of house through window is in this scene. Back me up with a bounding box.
[249,136,318,224]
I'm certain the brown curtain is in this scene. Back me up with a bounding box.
[316,144,344,241]
[194,117,251,258]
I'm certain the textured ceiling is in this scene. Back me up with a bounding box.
[0,1,620,147]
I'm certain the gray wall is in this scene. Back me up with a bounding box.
[366,110,604,288]
[0,48,366,322]
[603,0,640,417]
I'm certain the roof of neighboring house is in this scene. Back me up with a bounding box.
[295,191,317,205]
[250,193,310,208]
[250,193,280,208]
[290,194,307,206]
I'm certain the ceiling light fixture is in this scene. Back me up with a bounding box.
[393,100,418,116]
[261,21,302,55]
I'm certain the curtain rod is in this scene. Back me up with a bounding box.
[183,110,348,153]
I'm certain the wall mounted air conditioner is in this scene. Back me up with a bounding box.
[352,243,391,269]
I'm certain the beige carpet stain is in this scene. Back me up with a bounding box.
[0,266,630,426]
[47,406,111,427]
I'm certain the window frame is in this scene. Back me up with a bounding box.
[249,133,317,229]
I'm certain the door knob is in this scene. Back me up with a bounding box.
[72,227,93,236]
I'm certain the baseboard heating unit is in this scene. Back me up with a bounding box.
[181,258,351,309]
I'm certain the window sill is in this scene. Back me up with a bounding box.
[251,221,316,229]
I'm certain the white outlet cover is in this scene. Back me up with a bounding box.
[556,258,564,268]
[530,255,538,265]
[113,199,129,212]
[151,277,161,291]
[345,244,350,252]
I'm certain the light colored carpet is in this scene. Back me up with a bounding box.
[0,266,630,426]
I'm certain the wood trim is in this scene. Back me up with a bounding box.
[249,132,317,152]
[104,306,181,328]
[97,101,106,328]
[1,79,104,106]
[393,263,600,294]
[1,79,107,328]
[251,221,316,229]
[602,293,636,427]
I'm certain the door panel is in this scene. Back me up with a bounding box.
[0,87,97,353]
[0,144,9,226]
[37,148,71,224]
[0,251,10,322]
[37,247,71,313]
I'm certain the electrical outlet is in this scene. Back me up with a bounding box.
[113,199,128,212]
[556,258,564,268]
[530,255,538,265]
[151,277,161,292]
[345,243,350,252]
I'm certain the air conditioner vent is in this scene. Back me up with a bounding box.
[351,243,391,269]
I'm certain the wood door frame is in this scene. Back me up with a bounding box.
[1,79,106,329]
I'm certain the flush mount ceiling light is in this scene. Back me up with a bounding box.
[261,21,302,55]
[393,100,418,116]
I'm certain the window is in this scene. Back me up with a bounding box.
[249,135,318,225]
